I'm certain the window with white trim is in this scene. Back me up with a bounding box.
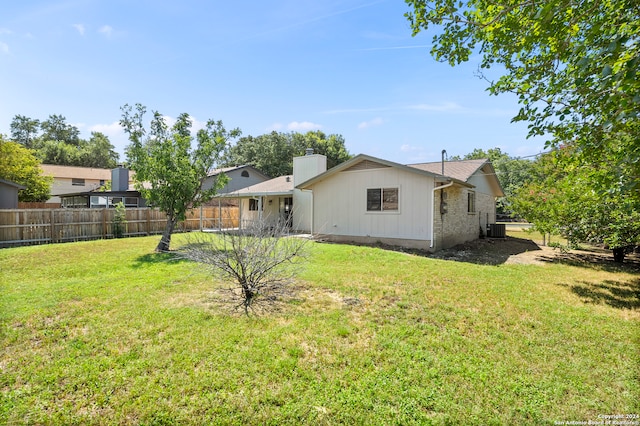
[367,188,398,212]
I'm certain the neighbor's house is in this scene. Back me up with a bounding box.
[0,179,26,209]
[215,152,325,232]
[203,165,271,195]
[56,164,270,210]
[40,164,117,205]
[58,166,146,208]
[298,154,504,251]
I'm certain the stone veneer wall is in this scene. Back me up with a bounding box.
[432,185,496,250]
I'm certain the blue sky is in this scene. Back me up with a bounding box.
[0,0,547,164]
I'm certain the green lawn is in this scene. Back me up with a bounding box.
[1,235,638,425]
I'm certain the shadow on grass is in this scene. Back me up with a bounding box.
[427,237,542,265]
[315,236,542,265]
[131,251,190,268]
[558,279,640,310]
[536,248,640,273]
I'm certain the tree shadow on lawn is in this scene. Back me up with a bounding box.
[316,236,542,265]
[536,247,640,273]
[131,251,190,268]
[557,278,640,310]
[427,237,542,265]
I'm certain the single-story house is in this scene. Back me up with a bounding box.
[298,154,504,251]
[218,151,504,251]
[0,179,26,209]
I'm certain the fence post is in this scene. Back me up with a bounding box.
[146,208,151,235]
[102,208,107,239]
[50,209,55,244]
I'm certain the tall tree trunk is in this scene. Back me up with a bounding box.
[156,216,177,252]
[612,247,625,263]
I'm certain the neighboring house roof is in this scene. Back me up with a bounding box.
[207,165,271,179]
[297,153,473,189]
[218,175,294,198]
[0,179,26,190]
[40,164,113,180]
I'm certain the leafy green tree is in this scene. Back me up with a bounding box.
[120,104,240,252]
[78,132,119,168]
[0,136,52,202]
[453,147,534,215]
[10,115,40,149]
[40,114,81,146]
[404,0,640,184]
[224,132,293,178]
[510,144,640,262]
[37,140,81,166]
[223,131,352,177]
[291,131,352,170]
[10,114,119,168]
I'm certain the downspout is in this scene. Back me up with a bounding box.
[430,180,454,249]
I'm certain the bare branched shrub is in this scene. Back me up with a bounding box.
[180,219,308,315]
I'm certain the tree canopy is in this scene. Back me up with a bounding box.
[452,147,534,215]
[9,114,120,168]
[405,0,639,152]
[0,136,52,202]
[509,140,640,262]
[222,131,352,178]
[120,104,240,252]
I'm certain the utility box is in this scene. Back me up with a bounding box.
[488,223,506,238]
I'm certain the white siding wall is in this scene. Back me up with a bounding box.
[310,168,434,242]
[293,188,312,232]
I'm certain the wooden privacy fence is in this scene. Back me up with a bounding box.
[0,206,239,248]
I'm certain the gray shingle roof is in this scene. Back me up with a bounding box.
[218,175,294,197]
[408,159,489,182]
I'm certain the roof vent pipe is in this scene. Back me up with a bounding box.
[441,149,447,175]
[305,148,314,156]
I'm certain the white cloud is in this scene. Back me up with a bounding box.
[98,25,114,37]
[287,121,322,131]
[73,24,85,35]
[0,42,8,54]
[358,117,384,129]
[90,121,123,137]
[0,28,12,35]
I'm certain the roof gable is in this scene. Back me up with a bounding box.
[0,179,26,190]
[297,153,471,189]
[343,159,391,172]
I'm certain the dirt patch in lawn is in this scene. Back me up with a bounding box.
[430,237,640,270]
